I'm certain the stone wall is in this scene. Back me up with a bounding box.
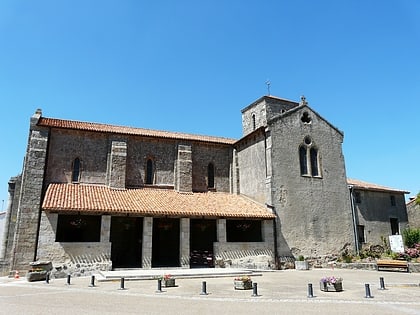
[354,190,409,244]
[213,220,275,269]
[0,176,21,272]
[45,129,110,185]
[214,242,275,269]
[107,140,127,189]
[407,198,420,228]
[45,129,233,193]
[236,130,267,204]
[36,212,112,278]
[241,96,298,136]
[269,106,354,256]
[191,144,232,192]
[10,110,49,272]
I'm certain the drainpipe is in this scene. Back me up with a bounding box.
[348,185,360,255]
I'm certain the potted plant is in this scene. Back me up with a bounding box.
[234,276,252,290]
[320,276,343,292]
[161,274,176,287]
[294,255,309,270]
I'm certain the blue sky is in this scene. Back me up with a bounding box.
[0,0,419,210]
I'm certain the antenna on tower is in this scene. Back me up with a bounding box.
[265,80,271,95]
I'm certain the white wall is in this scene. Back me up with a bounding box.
[0,212,5,256]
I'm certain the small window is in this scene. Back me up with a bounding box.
[354,191,361,204]
[252,114,256,130]
[56,215,101,242]
[72,158,81,182]
[207,163,215,189]
[390,195,396,206]
[226,220,262,242]
[357,225,365,243]
[146,159,154,184]
[390,218,399,235]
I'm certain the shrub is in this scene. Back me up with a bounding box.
[402,228,420,248]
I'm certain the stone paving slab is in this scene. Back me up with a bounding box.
[1,268,420,314]
[96,267,257,281]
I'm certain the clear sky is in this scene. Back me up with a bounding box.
[0,0,419,210]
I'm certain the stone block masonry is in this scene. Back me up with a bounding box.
[10,110,49,272]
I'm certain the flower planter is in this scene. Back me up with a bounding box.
[320,281,343,292]
[295,260,309,270]
[164,278,176,287]
[26,270,48,282]
[234,280,253,290]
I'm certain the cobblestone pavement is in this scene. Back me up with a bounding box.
[1,268,419,315]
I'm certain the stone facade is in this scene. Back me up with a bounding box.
[348,180,409,252]
[238,98,354,258]
[407,197,420,228]
[0,95,411,276]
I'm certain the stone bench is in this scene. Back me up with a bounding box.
[376,259,409,272]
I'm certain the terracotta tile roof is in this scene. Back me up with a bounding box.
[347,178,409,194]
[42,184,275,219]
[37,117,236,145]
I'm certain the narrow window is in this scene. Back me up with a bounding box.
[357,225,365,243]
[299,146,308,175]
[146,159,154,184]
[390,218,399,235]
[354,191,361,204]
[310,147,319,176]
[390,195,396,206]
[252,114,256,130]
[207,163,215,189]
[72,158,80,182]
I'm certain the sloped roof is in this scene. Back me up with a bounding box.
[37,117,236,145]
[347,178,409,194]
[42,184,275,219]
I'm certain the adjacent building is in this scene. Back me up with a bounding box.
[348,179,409,252]
[407,196,420,229]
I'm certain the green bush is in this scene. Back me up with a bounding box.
[402,228,420,248]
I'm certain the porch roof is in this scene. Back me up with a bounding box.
[42,183,275,219]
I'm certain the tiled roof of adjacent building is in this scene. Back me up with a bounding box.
[347,178,410,194]
[37,117,236,145]
[42,184,275,219]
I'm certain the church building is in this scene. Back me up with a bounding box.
[0,95,409,276]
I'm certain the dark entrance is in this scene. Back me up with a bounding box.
[190,219,217,268]
[110,217,143,268]
[152,218,180,267]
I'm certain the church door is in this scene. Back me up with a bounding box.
[190,219,217,268]
[110,217,143,269]
[152,218,180,267]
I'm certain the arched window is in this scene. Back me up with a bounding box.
[299,146,308,175]
[252,114,256,130]
[207,163,215,189]
[72,158,81,182]
[299,136,321,178]
[146,159,154,184]
[310,147,319,176]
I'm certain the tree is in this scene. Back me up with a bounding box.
[416,192,420,206]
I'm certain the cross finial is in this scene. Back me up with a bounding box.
[300,95,308,105]
[265,80,271,95]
